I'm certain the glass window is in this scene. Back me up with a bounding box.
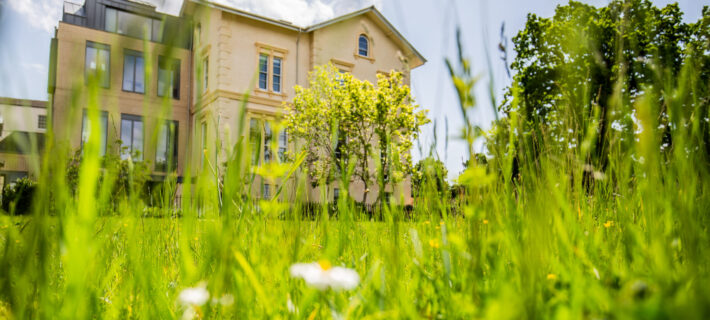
[249,118,262,165]
[158,57,180,99]
[258,54,268,90]
[120,114,143,161]
[262,183,271,200]
[117,10,151,39]
[37,115,46,129]
[122,50,145,93]
[151,19,162,43]
[105,8,161,42]
[278,129,287,162]
[203,57,208,94]
[358,34,369,57]
[272,57,282,92]
[200,121,207,167]
[81,110,108,157]
[105,8,117,32]
[156,120,178,172]
[85,42,110,88]
[263,122,272,163]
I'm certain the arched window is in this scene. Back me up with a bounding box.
[358,34,369,57]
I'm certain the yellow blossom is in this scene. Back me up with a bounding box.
[483,219,489,225]
[547,274,557,280]
[429,239,440,249]
[603,221,614,228]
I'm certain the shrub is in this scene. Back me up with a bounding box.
[1,177,37,215]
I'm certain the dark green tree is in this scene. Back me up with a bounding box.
[491,0,710,182]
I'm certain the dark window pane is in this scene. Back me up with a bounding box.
[118,10,151,39]
[158,58,180,99]
[82,111,108,157]
[152,19,162,42]
[272,57,281,92]
[359,35,368,56]
[264,122,272,163]
[105,8,117,32]
[123,55,135,91]
[134,56,144,93]
[258,54,268,90]
[120,119,132,159]
[97,47,110,88]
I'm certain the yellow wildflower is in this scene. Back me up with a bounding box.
[429,239,440,249]
[547,274,557,280]
[603,220,614,228]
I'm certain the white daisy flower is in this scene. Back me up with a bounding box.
[178,285,210,306]
[290,261,360,291]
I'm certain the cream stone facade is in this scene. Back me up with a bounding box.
[184,1,425,204]
[49,0,425,205]
[0,98,47,189]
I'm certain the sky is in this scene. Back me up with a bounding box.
[0,0,705,180]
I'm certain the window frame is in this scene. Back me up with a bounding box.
[202,55,209,95]
[80,109,109,157]
[122,49,145,94]
[272,57,282,93]
[105,7,162,42]
[85,41,111,89]
[200,121,207,168]
[258,54,269,91]
[358,34,369,57]
[158,56,181,99]
[37,115,47,129]
[119,113,144,161]
[155,120,179,172]
[255,43,287,94]
[262,183,271,200]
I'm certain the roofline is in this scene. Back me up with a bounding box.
[187,2,426,65]
[0,97,47,109]
[188,0,301,31]
[306,6,426,64]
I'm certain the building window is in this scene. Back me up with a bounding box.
[200,121,207,168]
[156,120,178,172]
[358,34,369,57]
[81,110,108,157]
[105,7,162,42]
[202,57,209,94]
[263,122,272,163]
[120,114,143,161]
[249,118,262,165]
[258,54,268,90]
[272,57,282,92]
[37,115,47,129]
[158,57,180,99]
[262,183,271,199]
[122,50,145,93]
[85,41,110,88]
[278,129,287,162]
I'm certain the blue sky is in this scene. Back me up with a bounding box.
[0,0,705,179]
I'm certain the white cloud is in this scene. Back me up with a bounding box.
[215,0,382,26]
[4,0,66,33]
[4,0,380,34]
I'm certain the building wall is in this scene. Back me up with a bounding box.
[51,22,192,177]
[0,100,47,182]
[188,5,417,205]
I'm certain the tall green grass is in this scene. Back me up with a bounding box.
[1,4,710,320]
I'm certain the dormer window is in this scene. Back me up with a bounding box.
[358,34,369,57]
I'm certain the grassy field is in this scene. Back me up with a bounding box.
[2,2,710,318]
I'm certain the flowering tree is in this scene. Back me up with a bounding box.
[285,64,429,204]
